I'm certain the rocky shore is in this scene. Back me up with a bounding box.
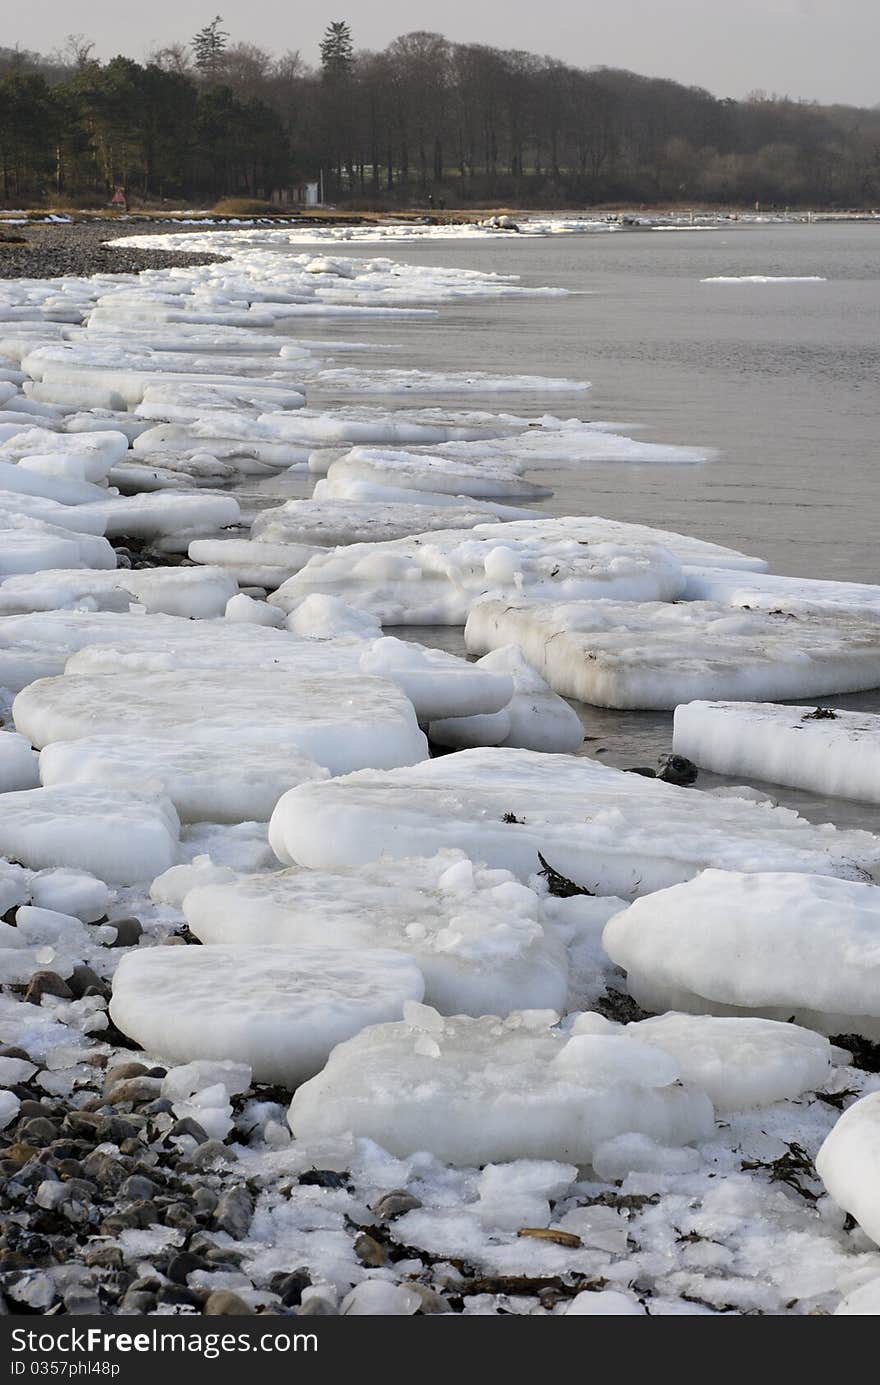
[0,222,228,281]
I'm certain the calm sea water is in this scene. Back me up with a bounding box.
[250,222,880,831]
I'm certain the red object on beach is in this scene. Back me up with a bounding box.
[110,189,127,209]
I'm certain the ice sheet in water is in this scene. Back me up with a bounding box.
[182,851,568,1016]
[0,784,179,884]
[288,1006,714,1164]
[268,748,880,897]
[14,670,428,776]
[673,701,880,805]
[682,564,880,620]
[603,869,880,1037]
[250,500,510,547]
[0,566,237,619]
[40,730,329,824]
[320,447,551,500]
[109,945,425,1085]
[465,598,880,708]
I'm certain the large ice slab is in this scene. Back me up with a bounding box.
[269,532,684,627]
[14,670,428,775]
[40,731,329,824]
[603,869,880,1037]
[682,565,880,619]
[320,447,552,500]
[0,491,107,535]
[0,427,129,481]
[429,646,585,754]
[250,499,512,547]
[674,701,880,805]
[76,491,241,539]
[465,598,880,709]
[0,566,237,619]
[267,749,880,897]
[0,515,115,577]
[628,1014,832,1109]
[187,538,320,589]
[816,1094,880,1248]
[0,784,179,884]
[288,1007,714,1164]
[182,851,568,1016]
[109,945,425,1085]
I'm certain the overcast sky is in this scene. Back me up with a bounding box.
[9,0,879,107]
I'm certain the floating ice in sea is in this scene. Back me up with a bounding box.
[701,275,827,284]
[14,669,428,776]
[682,564,880,621]
[465,598,880,708]
[182,850,568,1016]
[315,446,551,500]
[187,538,320,589]
[816,1094,880,1247]
[429,646,585,754]
[0,427,128,480]
[75,490,241,539]
[40,729,329,824]
[603,869,880,1037]
[0,784,179,884]
[673,701,880,804]
[0,565,237,619]
[0,515,115,578]
[268,748,880,897]
[288,1005,714,1164]
[109,945,425,1085]
[269,532,684,627]
[249,499,516,548]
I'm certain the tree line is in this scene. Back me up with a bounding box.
[2,20,879,208]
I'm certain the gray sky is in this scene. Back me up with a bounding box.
[10,0,879,107]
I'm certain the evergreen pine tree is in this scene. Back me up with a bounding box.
[192,16,229,74]
[320,21,353,81]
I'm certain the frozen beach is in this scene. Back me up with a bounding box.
[0,215,879,1318]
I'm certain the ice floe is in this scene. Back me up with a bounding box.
[288,1005,714,1165]
[110,945,425,1085]
[603,869,880,1036]
[465,598,880,708]
[268,749,880,896]
[674,701,880,804]
[817,1094,880,1247]
[181,851,568,1016]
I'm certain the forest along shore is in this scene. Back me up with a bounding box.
[1,223,880,1318]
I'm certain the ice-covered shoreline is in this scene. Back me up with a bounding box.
[1,229,879,1318]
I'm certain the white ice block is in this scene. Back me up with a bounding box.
[267,748,880,897]
[674,701,880,804]
[465,598,880,709]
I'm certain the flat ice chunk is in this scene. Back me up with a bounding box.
[359,637,513,721]
[288,1009,714,1164]
[323,447,551,500]
[268,749,880,896]
[835,1278,880,1315]
[0,491,107,535]
[313,473,537,518]
[182,851,568,1016]
[566,1291,646,1316]
[0,731,39,791]
[674,701,880,805]
[188,538,320,588]
[701,275,827,284]
[76,491,241,539]
[312,365,589,395]
[603,870,880,1037]
[29,868,109,922]
[0,428,128,480]
[628,1014,833,1108]
[270,533,683,627]
[0,784,179,884]
[109,945,425,1085]
[816,1094,880,1247]
[0,566,237,619]
[465,598,880,708]
[285,595,381,641]
[682,564,880,620]
[429,646,584,753]
[40,731,329,824]
[15,670,427,775]
[0,516,115,577]
[250,499,509,547]
[0,459,108,507]
[448,515,766,573]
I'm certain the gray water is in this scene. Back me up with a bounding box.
[251,222,880,832]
